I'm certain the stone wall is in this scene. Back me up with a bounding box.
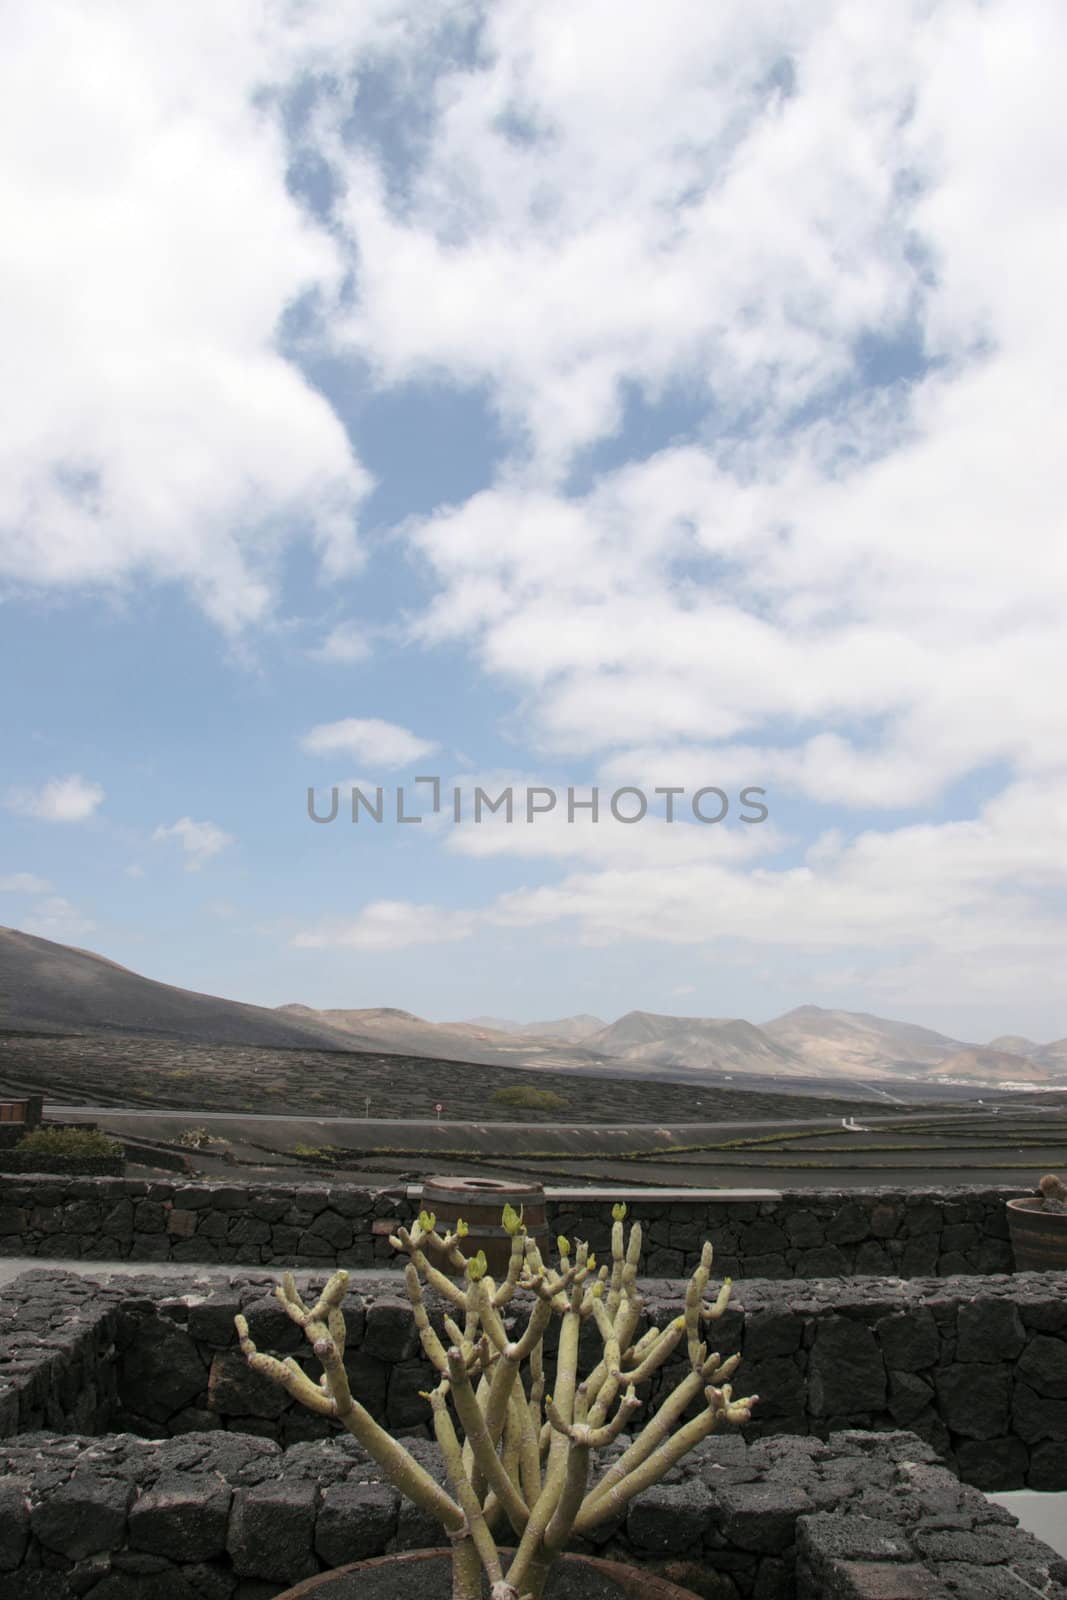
[0,1421,1064,1600]
[0,1152,125,1175]
[0,1269,120,1438]
[0,1174,1033,1277]
[3,1267,1066,1492]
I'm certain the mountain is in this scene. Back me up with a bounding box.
[271,1004,623,1071]
[4,925,1066,1090]
[987,1034,1041,1057]
[1032,1039,1067,1073]
[275,1004,524,1059]
[763,1005,968,1077]
[586,1011,809,1076]
[0,927,375,1052]
[929,1047,1054,1085]
[462,1014,607,1042]
[0,932,611,1072]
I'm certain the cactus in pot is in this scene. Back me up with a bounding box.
[235,1203,757,1600]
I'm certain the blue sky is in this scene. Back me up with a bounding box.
[3,1,1066,1042]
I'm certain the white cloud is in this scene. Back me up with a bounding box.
[440,771,781,867]
[6,774,105,822]
[289,773,1067,1008]
[480,773,1067,1008]
[124,863,145,879]
[370,0,1067,835]
[152,817,233,871]
[0,872,52,892]
[0,0,392,630]
[291,899,473,950]
[7,1,1067,1018]
[328,2,927,473]
[301,717,437,767]
[20,894,95,940]
[308,622,373,664]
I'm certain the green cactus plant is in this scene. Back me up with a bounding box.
[235,1202,757,1600]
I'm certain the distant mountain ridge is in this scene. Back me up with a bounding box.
[2,925,1066,1087]
[586,1011,808,1075]
[763,1005,970,1075]
[930,1048,1052,1085]
[0,926,372,1053]
[464,1014,608,1043]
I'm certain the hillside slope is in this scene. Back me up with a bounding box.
[0,926,372,1051]
[763,1005,970,1076]
[4,927,1064,1089]
[930,1047,1052,1084]
[587,1011,809,1075]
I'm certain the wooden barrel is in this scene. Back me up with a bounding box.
[0,1102,28,1123]
[1007,1197,1067,1273]
[418,1176,548,1278]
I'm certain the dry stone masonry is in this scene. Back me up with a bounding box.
[0,1417,1064,1599]
[0,1420,1062,1593]
[0,1177,1064,1598]
[0,1176,1028,1277]
[2,1267,1066,1492]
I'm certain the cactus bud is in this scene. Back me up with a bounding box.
[456,1217,468,1237]
[586,1253,596,1270]
[502,1202,523,1236]
[418,1209,436,1234]
[468,1250,488,1282]
[557,1235,571,1258]
[612,1202,628,1222]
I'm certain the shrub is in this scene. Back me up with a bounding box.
[292,1142,338,1162]
[16,1126,123,1158]
[176,1126,213,1149]
[489,1085,570,1112]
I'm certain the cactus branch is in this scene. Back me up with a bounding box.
[236,1207,754,1600]
[447,1346,529,1536]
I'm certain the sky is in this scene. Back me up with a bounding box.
[2,0,1066,1043]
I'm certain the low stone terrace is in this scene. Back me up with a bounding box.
[0,1175,1063,1598]
[0,1174,1032,1277]
[2,1420,1065,1600]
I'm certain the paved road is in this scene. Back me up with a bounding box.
[47,1106,863,1133]
[988,1494,1067,1560]
[45,1106,1012,1137]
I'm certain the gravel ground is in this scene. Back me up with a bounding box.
[0,1258,398,1288]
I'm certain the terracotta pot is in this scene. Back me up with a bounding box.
[273,1548,701,1599]
[1008,1195,1067,1272]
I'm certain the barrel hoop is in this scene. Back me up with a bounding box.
[1007,1203,1067,1271]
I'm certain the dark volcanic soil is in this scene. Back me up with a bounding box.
[0,1029,888,1123]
